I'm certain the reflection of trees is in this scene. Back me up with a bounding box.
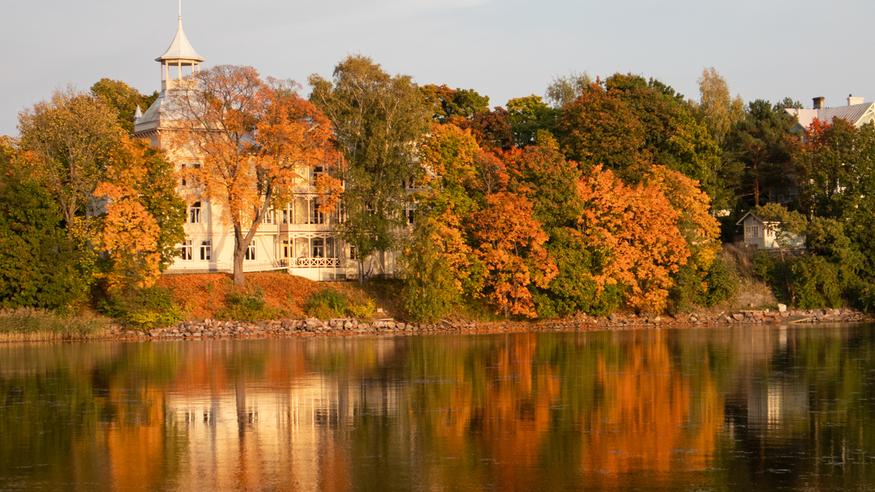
[3,327,875,489]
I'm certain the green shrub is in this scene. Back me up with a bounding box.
[217,289,277,321]
[304,289,350,319]
[104,286,183,330]
[703,257,739,307]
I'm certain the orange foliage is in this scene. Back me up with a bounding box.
[577,165,689,313]
[94,139,163,291]
[174,67,338,284]
[471,192,557,318]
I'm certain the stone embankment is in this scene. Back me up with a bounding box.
[111,306,872,341]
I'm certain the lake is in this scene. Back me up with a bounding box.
[1,325,875,491]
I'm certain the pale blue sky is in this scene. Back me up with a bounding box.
[2,0,874,136]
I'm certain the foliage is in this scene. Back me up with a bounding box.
[0,147,90,311]
[103,286,183,330]
[545,72,592,108]
[421,84,489,123]
[557,83,646,173]
[217,289,278,321]
[696,67,744,144]
[310,56,430,279]
[724,99,799,208]
[304,289,349,319]
[506,96,556,147]
[18,90,125,225]
[94,139,184,291]
[470,192,557,318]
[577,165,689,313]
[90,78,158,133]
[177,66,337,285]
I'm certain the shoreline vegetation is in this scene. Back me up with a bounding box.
[0,271,870,343]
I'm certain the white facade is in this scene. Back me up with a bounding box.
[134,13,396,281]
[736,212,804,250]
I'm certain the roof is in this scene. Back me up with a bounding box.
[133,90,194,135]
[156,17,204,63]
[787,102,875,129]
[735,211,780,226]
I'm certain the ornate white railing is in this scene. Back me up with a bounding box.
[294,257,341,268]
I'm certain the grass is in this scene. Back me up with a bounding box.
[158,272,394,321]
[0,308,111,341]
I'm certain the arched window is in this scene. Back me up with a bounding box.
[245,242,256,261]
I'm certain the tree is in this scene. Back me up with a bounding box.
[18,90,125,226]
[421,84,489,123]
[577,166,689,313]
[310,56,430,280]
[557,83,647,173]
[463,107,515,151]
[401,124,482,321]
[506,96,556,147]
[470,192,556,318]
[697,67,744,144]
[0,143,88,311]
[90,79,159,133]
[605,74,723,206]
[94,139,185,291]
[177,65,336,285]
[795,119,875,218]
[724,100,799,208]
[545,72,592,108]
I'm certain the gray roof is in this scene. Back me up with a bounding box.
[156,17,204,63]
[787,102,875,129]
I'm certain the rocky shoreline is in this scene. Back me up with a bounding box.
[103,306,872,341]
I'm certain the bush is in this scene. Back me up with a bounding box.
[216,289,277,321]
[703,256,739,307]
[103,286,183,330]
[304,289,349,319]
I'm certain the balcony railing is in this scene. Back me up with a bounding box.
[291,257,341,268]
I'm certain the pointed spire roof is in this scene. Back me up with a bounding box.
[134,105,143,121]
[156,13,204,63]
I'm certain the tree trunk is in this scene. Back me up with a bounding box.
[233,226,246,286]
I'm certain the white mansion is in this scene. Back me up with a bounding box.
[134,13,386,281]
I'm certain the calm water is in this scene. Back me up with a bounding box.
[2,326,875,491]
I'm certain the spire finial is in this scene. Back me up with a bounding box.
[178,0,182,19]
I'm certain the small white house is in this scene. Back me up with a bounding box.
[736,212,804,250]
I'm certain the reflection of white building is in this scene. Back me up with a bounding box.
[134,11,397,280]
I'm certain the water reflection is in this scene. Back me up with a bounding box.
[1,326,874,490]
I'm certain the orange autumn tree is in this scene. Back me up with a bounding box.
[470,191,557,318]
[175,66,337,285]
[577,165,689,313]
[94,139,184,291]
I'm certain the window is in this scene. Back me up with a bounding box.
[189,201,202,224]
[179,240,192,260]
[200,240,211,261]
[406,208,415,225]
[282,240,291,258]
[312,238,325,258]
[310,202,324,225]
[263,208,275,224]
[245,242,256,261]
[311,165,324,187]
[282,208,289,224]
[349,245,357,260]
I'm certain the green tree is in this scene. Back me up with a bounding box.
[18,90,125,226]
[0,144,89,311]
[506,96,556,147]
[724,100,799,208]
[310,56,431,280]
[421,84,489,123]
[545,72,592,108]
[90,78,159,133]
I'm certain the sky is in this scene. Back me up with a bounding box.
[2,0,875,136]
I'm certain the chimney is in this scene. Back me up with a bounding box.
[813,96,826,110]
[848,94,865,106]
